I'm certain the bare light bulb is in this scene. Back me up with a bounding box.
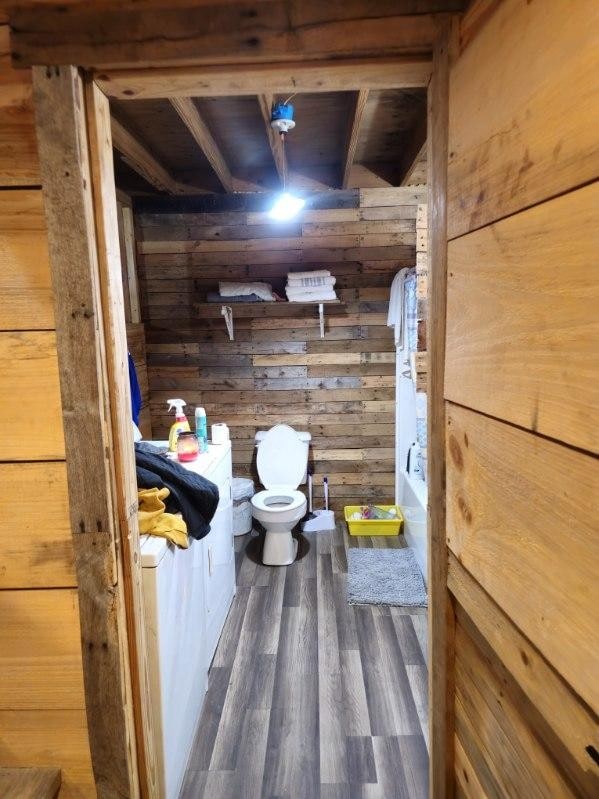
[268,192,305,221]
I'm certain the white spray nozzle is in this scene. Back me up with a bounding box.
[167,398,186,414]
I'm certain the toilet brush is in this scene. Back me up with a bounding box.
[305,466,316,521]
[302,473,335,532]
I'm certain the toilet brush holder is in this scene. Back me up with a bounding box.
[302,509,335,532]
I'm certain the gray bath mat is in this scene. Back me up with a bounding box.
[347,548,427,607]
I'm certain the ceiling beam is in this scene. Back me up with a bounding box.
[257,94,286,187]
[170,97,233,193]
[397,109,428,185]
[341,89,370,189]
[10,4,451,68]
[111,116,195,194]
[96,56,432,101]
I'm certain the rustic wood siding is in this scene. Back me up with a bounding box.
[445,1,599,796]
[0,25,94,798]
[127,322,152,439]
[136,186,426,512]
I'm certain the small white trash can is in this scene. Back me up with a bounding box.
[232,478,254,536]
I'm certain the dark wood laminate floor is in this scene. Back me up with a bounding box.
[180,524,429,799]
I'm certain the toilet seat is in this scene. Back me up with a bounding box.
[251,489,305,514]
[256,424,306,489]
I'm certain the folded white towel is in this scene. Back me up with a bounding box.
[219,281,274,301]
[287,269,331,280]
[286,284,336,296]
[287,275,336,288]
[286,287,338,302]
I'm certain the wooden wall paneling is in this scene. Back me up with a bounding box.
[453,734,489,799]
[0,25,39,183]
[445,403,599,713]
[360,186,426,207]
[446,182,599,454]
[85,78,158,798]
[445,2,599,795]
[454,623,577,798]
[0,710,95,799]
[122,204,141,324]
[33,65,139,798]
[426,19,454,799]
[0,462,75,589]
[0,20,97,797]
[0,190,54,329]
[0,331,65,461]
[0,766,61,799]
[0,588,87,710]
[447,0,599,239]
[449,553,599,796]
[127,322,152,439]
[116,198,132,323]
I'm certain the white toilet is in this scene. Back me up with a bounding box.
[251,424,311,566]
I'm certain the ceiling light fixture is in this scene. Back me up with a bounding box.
[269,191,305,221]
[267,99,305,221]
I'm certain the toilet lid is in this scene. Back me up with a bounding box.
[257,424,306,489]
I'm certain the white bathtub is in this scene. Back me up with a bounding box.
[397,470,428,584]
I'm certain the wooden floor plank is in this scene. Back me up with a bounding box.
[347,736,377,785]
[211,586,250,668]
[318,552,348,785]
[340,648,371,737]
[182,525,428,797]
[185,666,232,771]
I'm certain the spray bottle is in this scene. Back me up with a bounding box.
[195,406,208,454]
[167,399,190,452]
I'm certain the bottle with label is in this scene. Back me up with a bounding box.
[195,406,208,454]
[167,398,190,452]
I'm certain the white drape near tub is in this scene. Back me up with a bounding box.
[388,269,429,579]
[388,269,426,504]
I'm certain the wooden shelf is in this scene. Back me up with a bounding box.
[201,300,341,307]
[192,299,343,340]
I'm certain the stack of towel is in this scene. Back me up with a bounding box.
[206,281,276,303]
[285,270,337,302]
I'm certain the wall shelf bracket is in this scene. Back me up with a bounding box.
[221,305,234,341]
[319,303,325,339]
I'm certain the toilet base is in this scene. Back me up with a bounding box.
[262,530,299,566]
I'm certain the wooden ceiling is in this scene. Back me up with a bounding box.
[3,0,471,196]
[111,87,428,196]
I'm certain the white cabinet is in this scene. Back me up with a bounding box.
[139,441,235,799]
[203,473,235,666]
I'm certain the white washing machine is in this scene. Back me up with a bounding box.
[140,441,235,799]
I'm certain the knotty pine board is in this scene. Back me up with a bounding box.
[136,189,424,510]
[0,43,94,793]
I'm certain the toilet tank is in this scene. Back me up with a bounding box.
[255,429,311,485]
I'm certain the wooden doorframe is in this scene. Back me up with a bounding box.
[25,11,457,796]
[33,66,158,799]
[426,20,455,799]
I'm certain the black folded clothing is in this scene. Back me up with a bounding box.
[135,445,219,540]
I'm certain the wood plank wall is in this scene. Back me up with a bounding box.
[127,322,152,438]
[445,1,599,796]
[0,25,95,798]
[136,186,426,511]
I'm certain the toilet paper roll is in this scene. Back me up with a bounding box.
[211,423,230,445]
